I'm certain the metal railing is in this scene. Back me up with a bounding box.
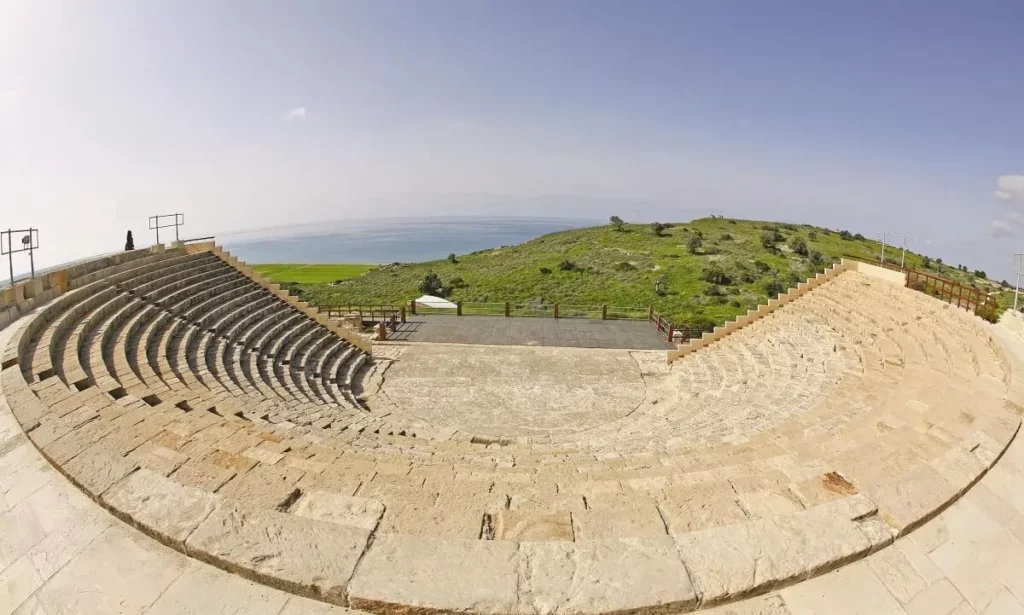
[906,269,997,322]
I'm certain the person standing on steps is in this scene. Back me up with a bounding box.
[125,230,134,251]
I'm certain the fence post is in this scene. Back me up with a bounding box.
[400,306,406,323]
[648,306,654,322]
[377,322,387,341]
[554,303,559,319]
[602,305,607,320]
[667,324,673,343]
[389,313,397,331]
[457,301,463,316]
[657,315,662,331]
[410,299,416,316]
[505,301,510,317]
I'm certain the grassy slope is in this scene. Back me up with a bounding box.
[254,264,376,284]
[282,217,1012,329]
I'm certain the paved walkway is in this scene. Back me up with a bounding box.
[389,315,676,349]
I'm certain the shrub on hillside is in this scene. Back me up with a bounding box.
[447,253,458,264]
[922,256,931,268]
[974,270,987,279]
[703,285,724,297]
[790,236,809,256]
[762,277,784,297]
[651,222,669,237]
[754,260,771,274]
[853,233,865,240]
[539,267,552,274]
[448,276,466,289]
[700,264,732,285]
[558,260,580,272]
[687,235,703,254]
[807,230,817,240]
[809,250,824,266]
[419,273,447,297]
[613,261,637,272]
[760,230,778,249]
[609,215,625,231]
[838,230,853,240]
[730,299,742,308]
[720,233,733,241]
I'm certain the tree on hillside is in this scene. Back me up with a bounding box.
[974,270,987,279]
[922,256,931,268]
[651,222,668,237]
[609,215,625,231]
[447,253,458,264]
[419,273,447,297]
[853,233,865,240]
[838,230,853,240]
[687,235,703,254]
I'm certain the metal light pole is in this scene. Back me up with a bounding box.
[880,232,913,269]
[1014,253,1024,311]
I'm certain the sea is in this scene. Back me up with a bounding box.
[222,216,601,264]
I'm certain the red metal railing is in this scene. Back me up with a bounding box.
[905,269,997,322]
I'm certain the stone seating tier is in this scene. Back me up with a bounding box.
[0,247,1020,614]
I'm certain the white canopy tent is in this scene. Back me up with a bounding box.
[414,295,457,309]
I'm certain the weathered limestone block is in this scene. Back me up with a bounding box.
[289,490,385,530]
[127,442,189,477]
[519,538,697,615]
[348,536,519,615]
[42,419,117,464]
[855,463,960,532]
[186,502,372,603]
[171,459,237,492]
[493,510,574,541]
[218,465,305,510]
[62,445,140,496]
[675,495,884,606]
[103,468,221,546]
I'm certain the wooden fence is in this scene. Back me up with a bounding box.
[905,269,997,322]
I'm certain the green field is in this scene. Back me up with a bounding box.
[253,264,376,284]
[268,217,1012,329]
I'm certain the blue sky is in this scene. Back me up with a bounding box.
[1,1,1022,277]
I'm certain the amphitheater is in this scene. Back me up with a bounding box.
[2,240,1024,614]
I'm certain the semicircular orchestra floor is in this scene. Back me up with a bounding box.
[1,246,1021,614]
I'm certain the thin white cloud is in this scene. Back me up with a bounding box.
[990,219,1015,238]
[1007,210,1024,225]
[284,106,307,121]
[996,175,1024,204]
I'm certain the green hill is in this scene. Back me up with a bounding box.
[282,217,1012,329]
